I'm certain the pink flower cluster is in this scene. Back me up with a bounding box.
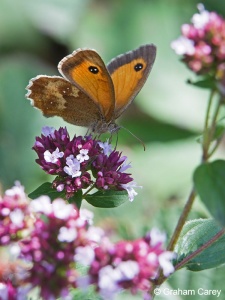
[19,196,92,299]
[0,182,30,245]
[76,229,175,300]
[0,184,175,300]
[171,4,225,75]
[33,126,138,201]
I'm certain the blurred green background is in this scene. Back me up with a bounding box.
[0,0,225,299]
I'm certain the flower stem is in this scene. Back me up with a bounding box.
[167,189,196,252]
[204,89,215,133]
[202,94,221,161]
[83,184,95,198]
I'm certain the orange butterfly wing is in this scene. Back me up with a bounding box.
[58,49,115,123]
[107,44,156,119]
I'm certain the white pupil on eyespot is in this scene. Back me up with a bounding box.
[89,66,99,74]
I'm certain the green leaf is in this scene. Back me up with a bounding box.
[193,160,225,226]
[213,124,225,141]
[28,182,66,200]
[85,190,129,208]
[68,190,83,209]
[175,219,225,271]
[187,77,216,89]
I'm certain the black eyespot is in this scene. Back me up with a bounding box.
[88,66,99,74]
[134,63,143,72]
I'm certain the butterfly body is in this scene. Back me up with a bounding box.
[26,44,156,133]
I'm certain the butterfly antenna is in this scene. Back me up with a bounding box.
[120,125,146,151]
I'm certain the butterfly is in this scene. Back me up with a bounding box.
[26,44,156,134]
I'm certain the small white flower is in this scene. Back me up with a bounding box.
[9,243,21,258]
[147,252,157,264]
[52,199,74,219]
[58,226,77,242]
[149,228,166,246]
[192,4,210,29]
[138,240,148,257]
[30,196,52,215]
[98,265,121,299]
[158,251,176,276]
[9,209,24,226]
[74,245,95,266]
[56,184,65,192]
[76,149,89,163]
[42,126,56,138]
[98,140,113,156]
[116,260,139,280]
[171,36,195,55]
[64,155,81,178]
[1,207,10,216]
[86,226,105,243]
[5,182,26,199]
[80,208,94,225]
[44,147,64,163]
[99,265,116,289]
[120,181,142,202]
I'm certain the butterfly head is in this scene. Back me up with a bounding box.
[92,120,120,134]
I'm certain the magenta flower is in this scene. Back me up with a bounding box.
[0,182,30,245]
[77,228,175,299]
[171,4,225,75]
[33,126,138,200]
[0,184,176,300]
[19,196,92,300]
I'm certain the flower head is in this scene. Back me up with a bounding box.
[33,127,138,200]
[85,228,175,299]
[19,197,93,300]
[0,184,175,300]
[171,5,225,75]
[0,182,30,245]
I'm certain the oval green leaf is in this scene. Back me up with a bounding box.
[175,219,225,271]
[85,190,129,208]
[68,190,83,209]
[193,160,225,226]
[28,182,66,201]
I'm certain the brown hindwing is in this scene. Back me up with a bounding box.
[26,75,101,127]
